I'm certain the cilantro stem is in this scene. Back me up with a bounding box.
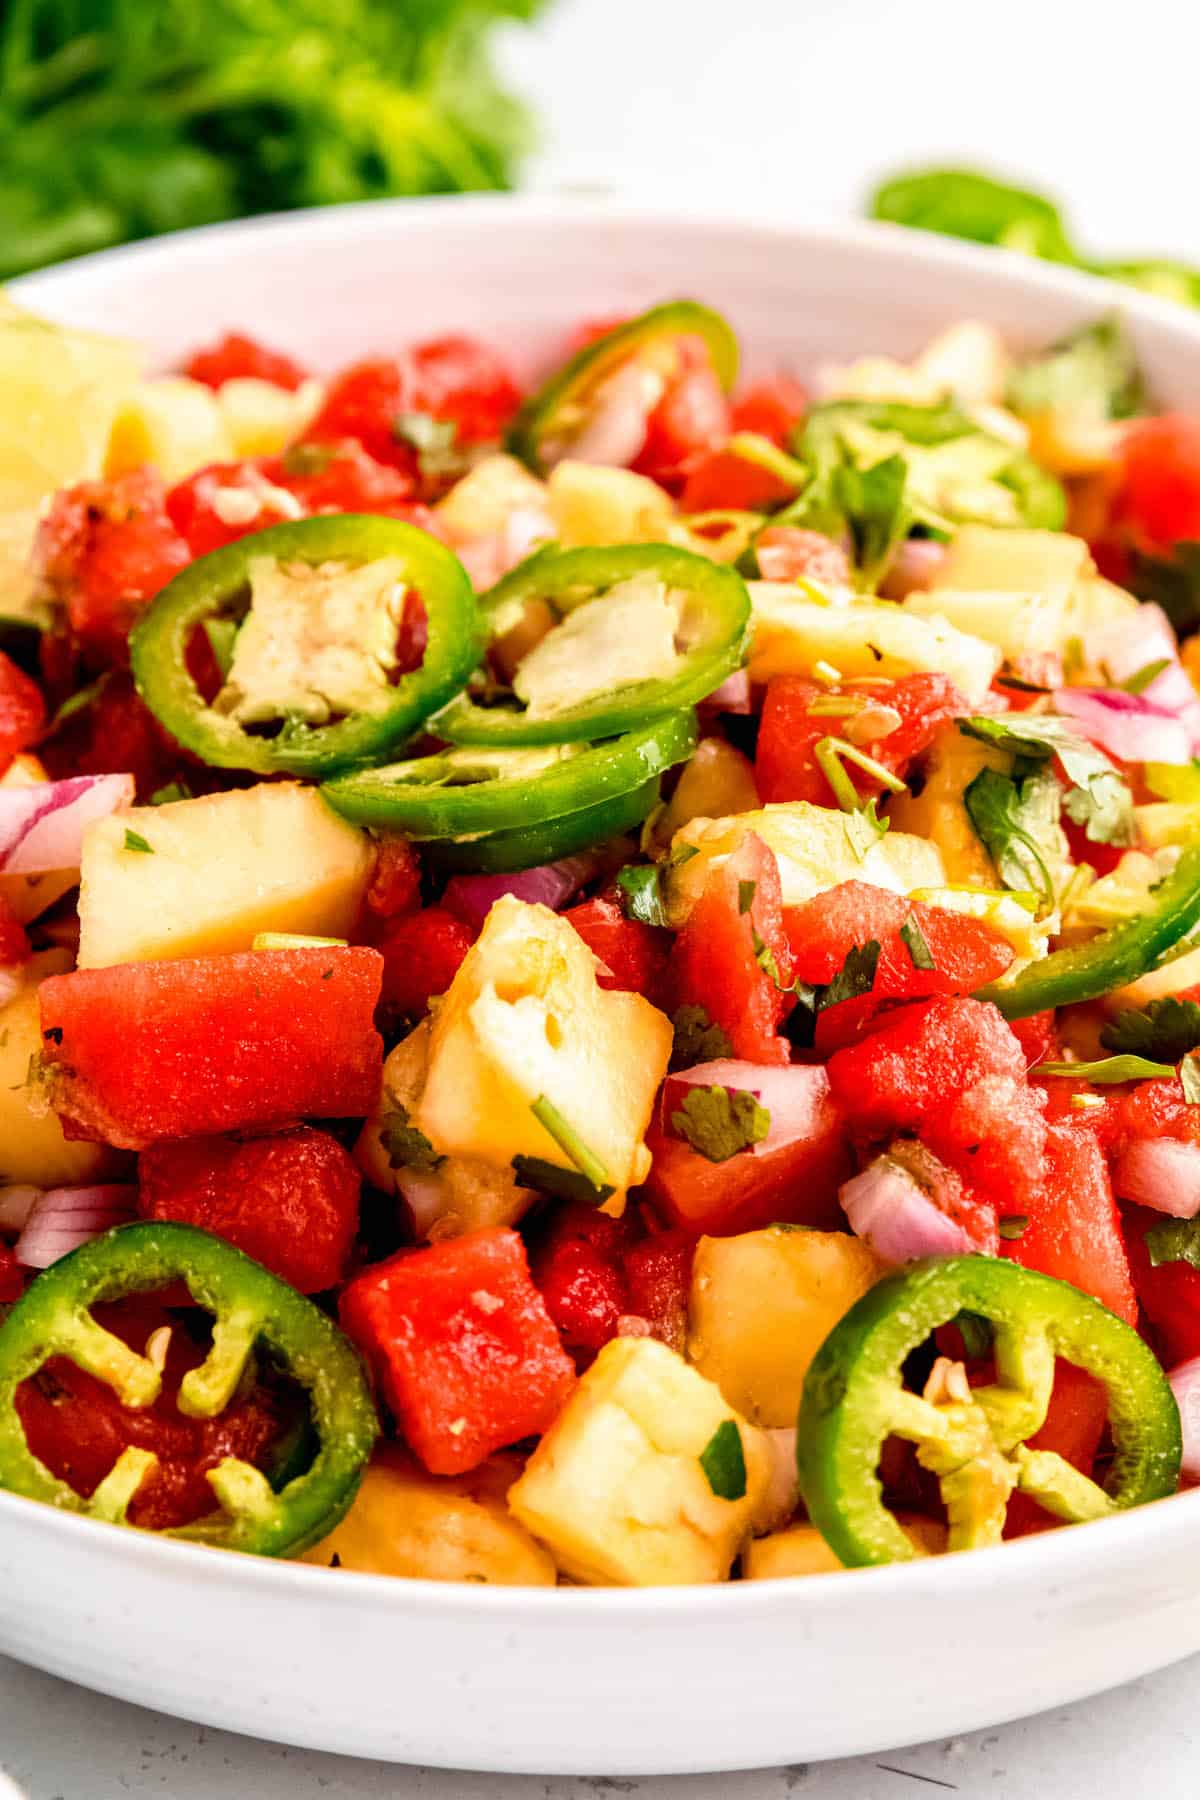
[531,1096,613,1191]
[815,735,907,813]
[727,433,809,492]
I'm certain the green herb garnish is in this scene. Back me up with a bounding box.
[698,1419,748,1501]
[670,1086,770,1163]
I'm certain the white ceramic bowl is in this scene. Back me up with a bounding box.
[7,199,1200,1776]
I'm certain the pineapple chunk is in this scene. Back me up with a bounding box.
[436,453,549,541]
[0,298,139,622]
[655,738,760,844]
[217,377,324,458]
[0,754,77,925]
[932,525,1093,602]
[415,897,671,1206]
[887,727,1006,888]
[747,583,999,704]
[302,1446,555,1585]
[105,377,235,484]
[910,526,1137,658]
[744,1515,945,1579]
[546,460,675,547]
[0,951,118,1186]
[77,782,372,968]
[508,1336,772,1586]
[357,1021,536,1241]
[666,802,945,923]
[688,1228,884,1429]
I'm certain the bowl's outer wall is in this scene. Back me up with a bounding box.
[8,200,1200,1774]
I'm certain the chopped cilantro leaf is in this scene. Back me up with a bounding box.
[899,914,935,971]
[280,443,337,478]
[823,939,882,1011]
[737,878,757,915]
[1034,1055,1176,1083]
[1182,1052,1200,1105]
[783,939,880,1046]
[379,1105,444,1174]
[962,713,1134,848]
[670,1085,770,1163]
[669,1005,734,1072]
[511,1156,616,1207]
[149,780,193,806]
[616,863,670,928]
[123,829,154,854]
[1121,658,1172,696]
[842,799,890,860]
[1101,997,1200,1060]
[1145,1216,1200,1271]
[964,766,1062,906]
[698,1419,748,1501]
[998,1215,1029,1241]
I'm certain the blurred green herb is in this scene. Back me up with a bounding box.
[0,0,547,279]
[869,167,1200,309]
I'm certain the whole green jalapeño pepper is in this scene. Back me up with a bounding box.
[506,299,739,476]
[321,709,697,836]
[0,1222,378,1556]
[433,543,750,746]
[978,843,1200,1018]
[130,515,479,777]
[798,1255,1180,1568]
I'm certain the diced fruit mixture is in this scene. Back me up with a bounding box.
[3,297,1200,1586]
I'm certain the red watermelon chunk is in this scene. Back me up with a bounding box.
[39,947,383,1149]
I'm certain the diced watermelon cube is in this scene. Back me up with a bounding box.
[1004,1119,1137,1325]
[827,996,1027,1135]
[665,832,793,1066]
[340,1227,576,1475]
[39,947,383,1149]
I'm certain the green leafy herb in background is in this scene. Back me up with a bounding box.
[869,166,1200,310]
[0,0,547,280]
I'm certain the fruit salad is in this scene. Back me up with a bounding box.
[3,298,1200,1585]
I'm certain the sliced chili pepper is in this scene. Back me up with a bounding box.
[427,777,663,875]
[130,515,478,777]
[434,544,749,746]
[797,1254,1180,1568]
[507,300,739,476]
[322,710,697,836]
[977,844,1200,1018]
[0,1222,377,1556]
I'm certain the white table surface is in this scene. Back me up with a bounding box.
[7,0,1200,1792]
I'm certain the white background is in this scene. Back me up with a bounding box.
[6,0,1200,1793]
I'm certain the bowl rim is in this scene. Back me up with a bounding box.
[11,194,1200,1616]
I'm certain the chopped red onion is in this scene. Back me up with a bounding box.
[840,1152,975,1263]
[564,358,661,467]
[0,773,135,875]
[442,856,594,932]
[1086,606,1200,751]
[665,1060,833,1157]
[456,507,554,592]
[702,669,753,714]
[1114,1137,1200,1218]
[879,540,949,599]
[1168,1357,1200,1480]
[1054,687,1191,766]
[15,1184,138,1269]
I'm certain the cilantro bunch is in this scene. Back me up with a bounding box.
[0,0,547,279]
